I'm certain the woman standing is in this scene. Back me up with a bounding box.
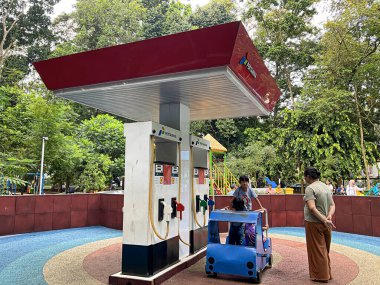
[346,180,363,196]
[303,167,336,283]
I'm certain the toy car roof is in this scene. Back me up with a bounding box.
[209,210,260,224]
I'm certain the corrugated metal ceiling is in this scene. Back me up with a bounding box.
[55,67,268,122]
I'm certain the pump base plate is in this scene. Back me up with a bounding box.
[109,248,206,285]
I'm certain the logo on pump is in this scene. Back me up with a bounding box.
[158,127,177,139]
[240,53,257,79]
[195,139,208,148]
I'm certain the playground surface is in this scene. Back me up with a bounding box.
[0,226,379,285]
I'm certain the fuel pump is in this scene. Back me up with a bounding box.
[189,135,211,253]
[122,121,184,276]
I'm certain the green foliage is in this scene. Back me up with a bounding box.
[191,117,263,151]
[303,0,380,187]
[245,0,319,110]
[79,114,124,160]
[78,114,125,182]
[142,0,192,39]
[0,85,77,179]
[0,152,34,184]
[1,0,379,194]
[77,0,145,49]
[190,0,236,28]
[56,0,146,52]
[78,153,112,192]
[0,0,59,83]
[227,140,276,187]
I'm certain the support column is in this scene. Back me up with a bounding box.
[159,103,191,259]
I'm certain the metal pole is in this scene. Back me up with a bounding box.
[224,153,227,194]
[39,137,48,195]
[210,150,214,200]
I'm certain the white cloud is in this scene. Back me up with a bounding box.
[53,0,76,18]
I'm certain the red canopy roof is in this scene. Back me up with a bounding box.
[34,21,281,121]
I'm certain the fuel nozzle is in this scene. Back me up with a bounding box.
[208,198,215,211]
[200,200,208,215]
[176,201,185,220]
[160,201,173,222]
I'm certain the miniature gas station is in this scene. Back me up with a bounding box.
[33,21,280,283]
[0,21,379,285]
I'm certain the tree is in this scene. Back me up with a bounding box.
[0,0,60,82]
[0,85,78,188]
[78,153,112,192]
[73,0,146,51]
[244,0,319,112]
[47,136,85,191]
[79,114,124,160]
[78,114,125,180]
[246,86,377,188]
[227,139,277,187]
[0,152,33,187]
[190,0,237,28]
[308,0,380,189]
[142,0,192,39]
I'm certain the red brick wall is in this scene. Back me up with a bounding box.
[212,195,380,237]
[0,194,123,236]
[100,194,123,230]
[0,194,378,237]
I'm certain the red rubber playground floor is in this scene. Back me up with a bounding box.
[1,226,379,285]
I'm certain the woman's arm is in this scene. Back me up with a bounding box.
[327,197,335,220]
[306,200,335,229]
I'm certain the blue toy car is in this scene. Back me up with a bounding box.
[205,209,272,283]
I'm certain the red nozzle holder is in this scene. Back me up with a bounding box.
[176,202,185,220]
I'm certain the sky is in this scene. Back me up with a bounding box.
[53,0,211,17]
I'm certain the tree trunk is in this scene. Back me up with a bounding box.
[353,88,371,190]
[65,179,70,194]
[285,69,295,110]
[298,161,305,194]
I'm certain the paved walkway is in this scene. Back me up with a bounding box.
[0,226,379,285]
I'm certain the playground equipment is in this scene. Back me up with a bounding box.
[204,134,239,195]
[0,175,22,195]
[264,177,277,188]
[0,175,5,195]
[366,183,379,196]
[205,209,272,283]
[265,177,294,194]
[34,21,280,281]
[26,173,44,194]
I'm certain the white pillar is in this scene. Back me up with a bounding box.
[159,103,191,259]
[39,137,48,195]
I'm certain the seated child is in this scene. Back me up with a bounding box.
[244,223,256,247]
[228,197,256,246]
[228,197,245,245]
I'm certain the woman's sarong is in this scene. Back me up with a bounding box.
[305,221,332,281]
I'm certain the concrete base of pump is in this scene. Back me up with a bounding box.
[190,226,208,254]
[109,248,206,285]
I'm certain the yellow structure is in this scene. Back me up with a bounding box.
[285,188,294,194]
[203,134,239,195]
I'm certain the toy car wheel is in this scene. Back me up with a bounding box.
[206,271,217,278]
[266,254,273,269]
[256,271,261,283]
